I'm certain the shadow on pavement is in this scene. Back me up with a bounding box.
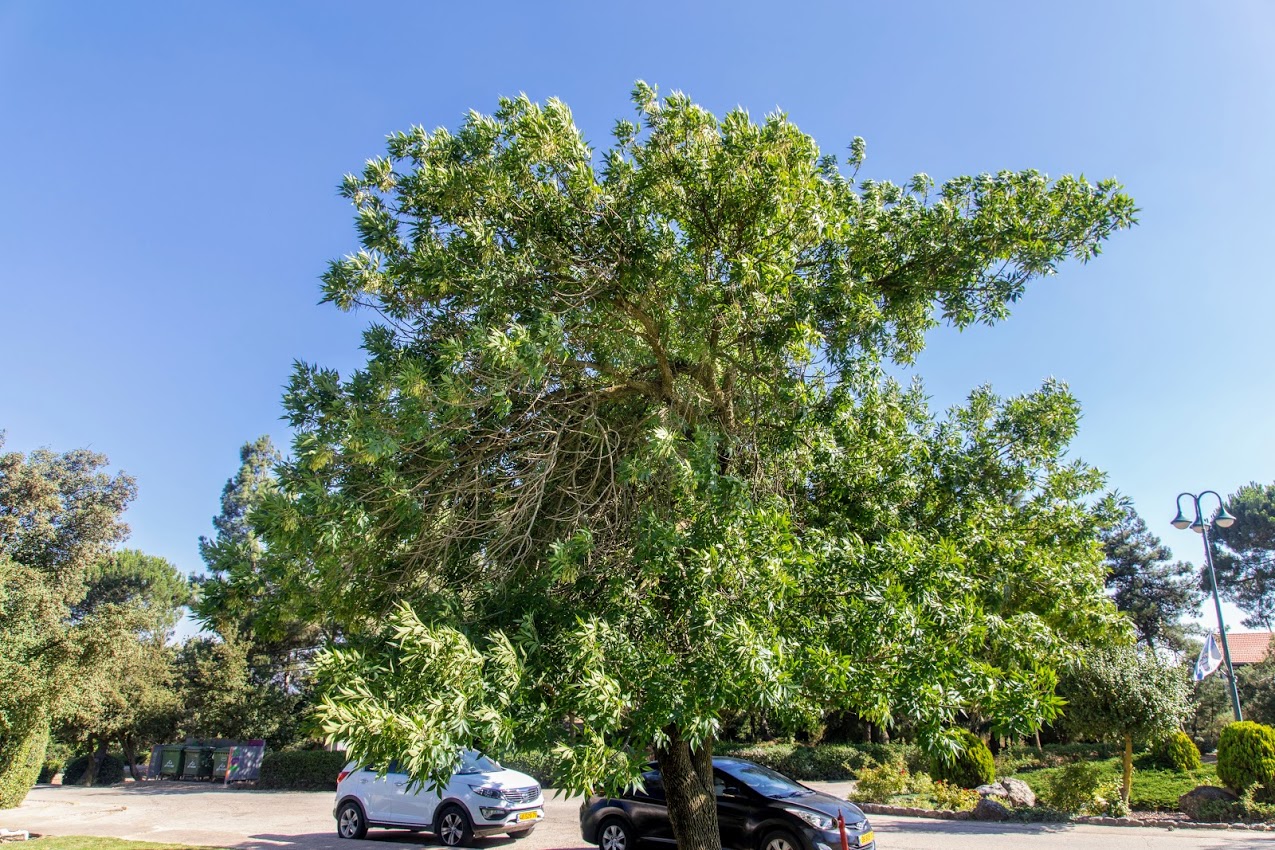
[69,782,328,796]
[238,834,552,850]
[876,816,1077,835]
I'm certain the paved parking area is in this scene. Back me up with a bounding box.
[1,782,1270,850]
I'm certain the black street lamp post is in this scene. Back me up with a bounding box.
[1173,490,1242,722]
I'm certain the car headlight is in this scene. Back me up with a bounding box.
[784,807,835,830]
[470,785,504,799]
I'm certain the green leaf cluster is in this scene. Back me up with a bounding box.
[928,729,995,788]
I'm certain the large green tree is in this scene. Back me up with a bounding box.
[260,86,1134,850]
[1211,482,1275,627]
[0,436,136,807]
[1098,497,1201,650]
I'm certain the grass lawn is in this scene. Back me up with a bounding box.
[1007,756,1218,811]
[28,838,221,850]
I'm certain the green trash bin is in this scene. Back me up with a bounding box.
[211,746,234,780]
[158,745,184,779]
[182,746,213,780]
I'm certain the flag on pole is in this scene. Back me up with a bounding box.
[1194,633,1224,681]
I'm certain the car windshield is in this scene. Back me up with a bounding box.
[454,749,502,775]
[720,762,813,798]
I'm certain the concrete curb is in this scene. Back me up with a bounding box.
[855,802,1275,831]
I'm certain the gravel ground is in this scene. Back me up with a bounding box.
[1,782,1270,850]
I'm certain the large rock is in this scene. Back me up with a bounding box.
[972,797,1011,821]
[975,783,1008,799]
[1178,785,1239,821]
[999,778,1036,808]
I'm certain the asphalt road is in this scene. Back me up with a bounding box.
[1,782,1270,850]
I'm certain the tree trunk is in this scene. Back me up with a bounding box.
[82,737,108,786]
[121,737,139,781]
[1121,733,1133,806]
[655,730,720,850]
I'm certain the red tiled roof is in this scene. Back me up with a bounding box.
[1218,632,1275,665]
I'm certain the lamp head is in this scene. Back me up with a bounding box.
[1215,506,1237,529]
[1171,508,1191,530]
[1190,519,1205,534]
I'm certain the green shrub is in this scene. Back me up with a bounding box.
[995,742,1121,775]
[1191,787,1275,824]
[1149,731,1201,772]
[61,754,125,786]
[1042,762,1104,813]
[851,758,910,802]
[498,751,556,786]
[718,742,924,780]
[905,771,934,797]
[35,741,72,785]
[0,721,50,808]
[932,780,980,811]
[257,749,347,791]
[929,730,994,789]
[1217,721,1275,796]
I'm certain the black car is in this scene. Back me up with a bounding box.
[580,757,874,850]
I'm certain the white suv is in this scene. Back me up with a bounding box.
[334,750,544,845]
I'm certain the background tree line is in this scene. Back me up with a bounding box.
[0,435,308,805]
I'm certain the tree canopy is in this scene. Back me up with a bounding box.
[258,86,1136,850]
[0,436,137,807]
[1211,482,1275,628]
[1098,496,1201,650]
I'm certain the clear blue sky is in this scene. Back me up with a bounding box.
[2,1,1272,631]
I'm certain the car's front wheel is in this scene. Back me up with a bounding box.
[336,801,367,840]
[597,817,635,850]
[760,829,801,850]
[435,805,474,847]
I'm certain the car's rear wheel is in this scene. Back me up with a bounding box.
[598,818,635,850]
[336,801,367,840]
[436,805,474,847]
[761,829,800,850]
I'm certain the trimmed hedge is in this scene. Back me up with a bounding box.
[258,749,348,790]
[1217,721,1275,796]
[499,751,557,786]
[929,730,995,789]
[0,721,50,808]
[1148,730,1201,772]
[62,754,126,787]
[499,743,927,787]
[718,742,925,780]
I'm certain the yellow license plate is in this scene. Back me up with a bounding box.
[856,831,874,847]
[517,811,539,822]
